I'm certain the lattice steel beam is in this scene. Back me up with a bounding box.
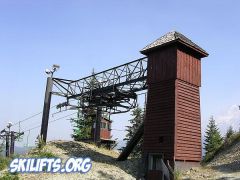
[52,57,148,114]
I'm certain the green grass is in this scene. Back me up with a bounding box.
[173,170,182,180]
[30,135,57,158]
[0,172,19,180]
[0,151,24,171]
[0,156,19,180]
[0,156,10,171]
[203,132,240,163]
[35,150,58,158]
[25,149,58,172]
[223,132,240,148]
[29,150,58,158]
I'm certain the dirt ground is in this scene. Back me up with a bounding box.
[19,140,138,180]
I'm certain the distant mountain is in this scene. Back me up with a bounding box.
[15,146,34,155]
[0,146,33,156]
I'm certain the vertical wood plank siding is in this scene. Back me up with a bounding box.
[177,49,201,87]
[147,46,177,84]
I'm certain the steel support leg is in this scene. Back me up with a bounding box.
[94,107,102,145]
[40,77,53,143]
[10,131,15,156]
[5,133,9,157]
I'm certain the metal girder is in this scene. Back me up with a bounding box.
[52,57,148,114]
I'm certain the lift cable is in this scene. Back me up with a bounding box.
[111,129,125,132]
[12,111,42,127]
[21,112,77,134]
[11,101,75,127]
[10,91,147,129]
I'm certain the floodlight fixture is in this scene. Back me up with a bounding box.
[7,122,13,131]
[52,64,60,73]
[45,69,51,74]
[45,64,60,77]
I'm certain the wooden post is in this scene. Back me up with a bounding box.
[40,77,53,143]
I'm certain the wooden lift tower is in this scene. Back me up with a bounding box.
[40,31,208,179]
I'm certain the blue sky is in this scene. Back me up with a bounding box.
[0,0,240,147]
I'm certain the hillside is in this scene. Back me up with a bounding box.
[208,140,240,172]
[1,140,240,179]
[182,141,240,179]
[19,140,139,180]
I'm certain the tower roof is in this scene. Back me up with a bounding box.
[141,31,208,57]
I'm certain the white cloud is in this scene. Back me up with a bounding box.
[215,104,240,134]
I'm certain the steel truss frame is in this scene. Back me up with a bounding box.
[52,57,148,114]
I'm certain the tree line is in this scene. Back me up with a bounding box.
[71,104,240,162]
[203,116,240,162]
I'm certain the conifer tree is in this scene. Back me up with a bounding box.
[204,116,223,161]
[225,125,235,140]
[123,106,144,157]
[71,69,98,141]
[0,140,4,155]
[71,108,93,141]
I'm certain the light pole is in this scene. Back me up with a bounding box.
[6,122,13,133]
[40,64,60,143]
[5,122,12,157]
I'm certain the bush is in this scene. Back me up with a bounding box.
[202,151,215,163]
[35,135,46,151]
[0,172,19,180]
[173,170,182,180]
[0,156,10,171]
[29,149,58,158]
[35,150,57,158]
[203,132,240,163]
[223,132,240,148]
[32,135,57,158]
[225,126,235,140]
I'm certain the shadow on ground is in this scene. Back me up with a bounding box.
[97,170,124,180]
[212,161,240,173]
[51,141,139,178]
